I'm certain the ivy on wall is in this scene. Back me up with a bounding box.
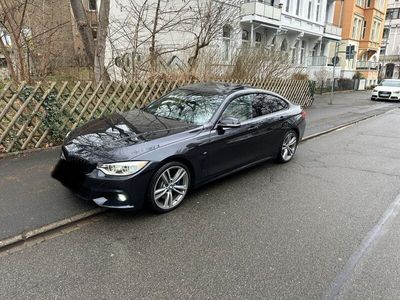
[19,86,74,145]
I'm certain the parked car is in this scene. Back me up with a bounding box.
[52,82,306,213]
[371,79,400,101]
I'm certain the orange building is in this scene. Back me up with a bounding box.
[333,0,387,86]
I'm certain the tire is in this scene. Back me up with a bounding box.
[277,130,298,163]
[147,161,191,213]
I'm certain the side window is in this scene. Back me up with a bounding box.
[252,94,288,117]
[222,95,253,122]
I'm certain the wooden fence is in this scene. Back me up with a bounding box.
[0,78,314,153]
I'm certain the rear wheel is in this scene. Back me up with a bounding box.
[148,162,190,213]
[277,130,298,163]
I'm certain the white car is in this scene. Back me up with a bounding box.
[372,79,400,101]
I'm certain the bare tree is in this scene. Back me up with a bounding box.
[108,0,194,78]
[94,0,110,82]
[69,0,95,64]
[0,0,29,81]
[185,0,237,72]
[107,0,150,80]
[142,0,193,73]
[69,0,110,82]
[0,30,17,81]
[0,0,75,82]
[229,46,298,80]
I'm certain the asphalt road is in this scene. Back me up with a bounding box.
[0,91,397,242]
[0,108,399,299]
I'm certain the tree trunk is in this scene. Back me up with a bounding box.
[150,0,161,73]
[69,0,95,66]
[0,37,17,82]
[0,0,28,81]
[94,0,110,83]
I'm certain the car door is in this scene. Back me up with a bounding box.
[205,94,264,178]
[251,93,290,157]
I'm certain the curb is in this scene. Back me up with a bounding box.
[0,145,61,160]
[317,90,372,96]
[0,208,106,250]
[0,107,397,250]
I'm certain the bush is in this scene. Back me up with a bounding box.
[292,72,309,80]
[352,71,365,80]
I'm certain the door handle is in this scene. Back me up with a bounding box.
[248,125,259,130]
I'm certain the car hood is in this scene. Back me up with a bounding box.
[374,86,400,92]
[63,110,201,163]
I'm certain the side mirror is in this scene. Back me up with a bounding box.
[218,117,241,129]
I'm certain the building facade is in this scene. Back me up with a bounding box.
[381,0,400,79]
[106,0,343,80]
[333,0,387,86]
[240,0,342,80]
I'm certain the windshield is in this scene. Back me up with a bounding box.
[144,90,225,125]
[380,80,400,87]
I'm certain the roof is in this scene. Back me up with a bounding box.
[179,82,250,96]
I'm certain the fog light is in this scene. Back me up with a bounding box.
[117,194,128,202]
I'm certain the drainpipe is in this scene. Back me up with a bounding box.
[380,16,393,80]
[339,0,344,27]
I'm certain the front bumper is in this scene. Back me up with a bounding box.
[371,92,400,101]
[51,159,153,209]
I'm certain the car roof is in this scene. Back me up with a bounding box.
[178,82,251,96]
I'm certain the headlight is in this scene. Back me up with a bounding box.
[97,161,149,176]
[373,89,378,92]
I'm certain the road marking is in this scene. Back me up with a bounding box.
[324,194,400,300]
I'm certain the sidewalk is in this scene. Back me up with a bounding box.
[306,90,398,136]
[0,90,398,241]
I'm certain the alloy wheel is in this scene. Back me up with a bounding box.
[281,132,297,162]
[153,166,189,210]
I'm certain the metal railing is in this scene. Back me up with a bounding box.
[307,56,328,66]
[241,0,281,7]
[241,0,282,21]
[324,23,342,37]
[356,61,379,70]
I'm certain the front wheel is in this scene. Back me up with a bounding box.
[277,130,298,163]
[148,162,191,213]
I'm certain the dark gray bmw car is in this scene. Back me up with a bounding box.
[52,82,306,213]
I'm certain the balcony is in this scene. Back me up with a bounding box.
[307,56,340,66]
[306,56,342,80]
[307,56,328,67]
[241,1,282,25]
[324,23,342,40]
[359,41,380,51]
[356,61,379,70]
